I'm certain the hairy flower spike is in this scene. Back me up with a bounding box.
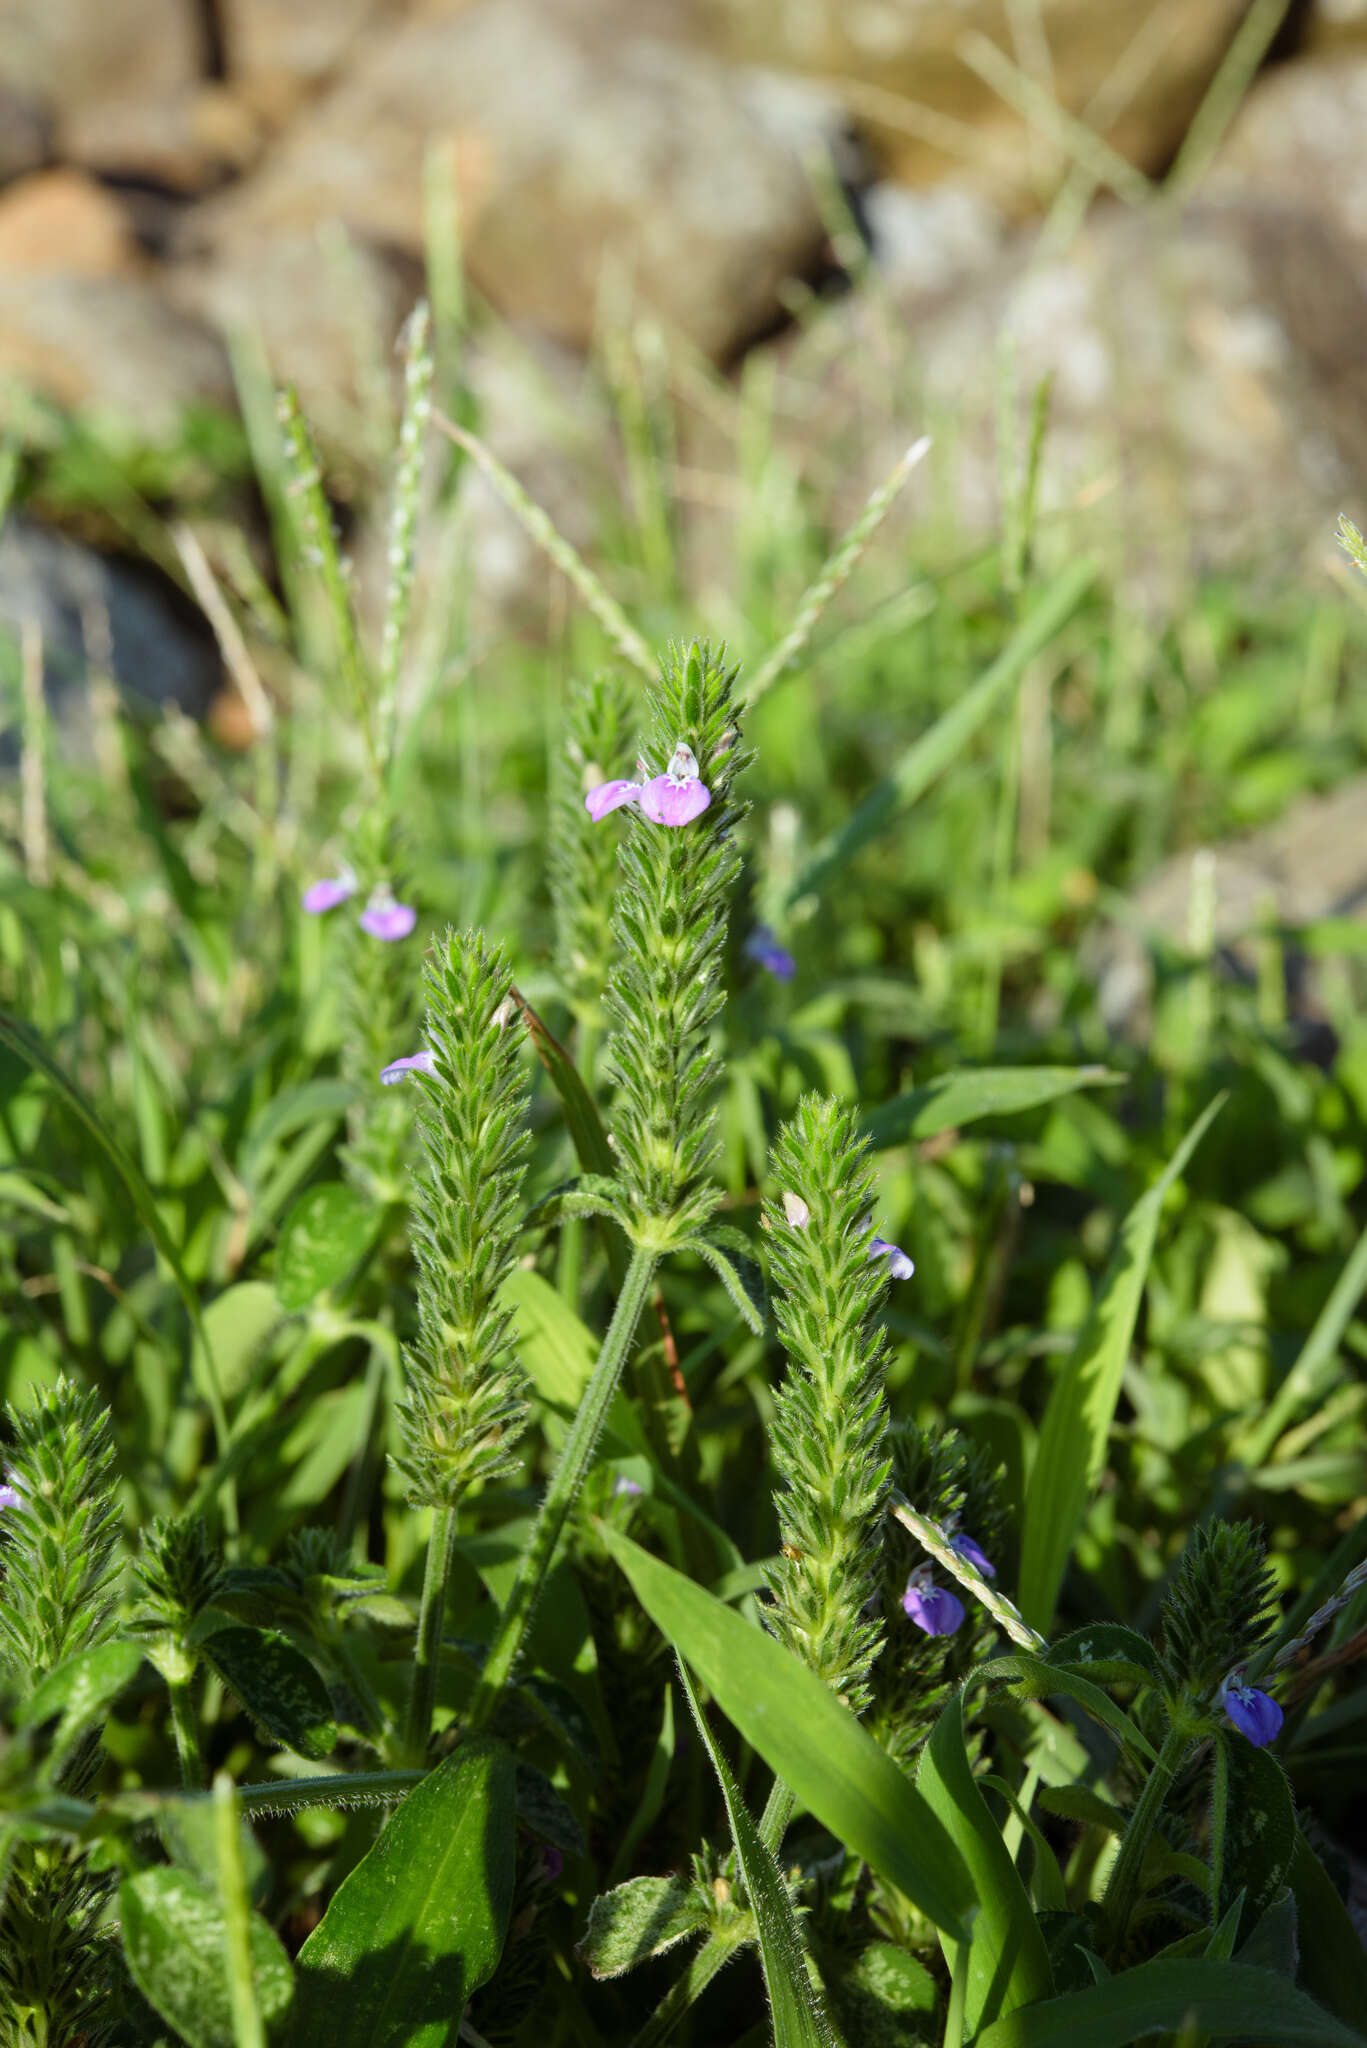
[393,930,533,1509]
[1159,1520,1279,1698]
[0,1376,121,1688]
[600,642,748,1241]
[762,1095,893,1714]
[550,671,638,1021]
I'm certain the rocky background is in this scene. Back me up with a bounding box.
[2,0,1366,737]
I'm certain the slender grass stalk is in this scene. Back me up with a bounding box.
[744,438,931,708]
[19,618,50,890]
[466,1246,658,1732]
[1100,1718,1191,1951]
[213,1773,266,2048]
[404,1504,459,1764]
[1162,0,1294,205]
[891,1495,1046,1652]
[431,409,656,678]
[957,29,1155,207]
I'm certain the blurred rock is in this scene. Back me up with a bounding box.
[1089,777,1367,1043]
[861,179,1008,298]
[0,520,222,751]
[61,83,263,193]
[0,273,234,439]
[220,0,398,127]
[0,0,206,174]
[701,0,1250,208]
[772,197,1367,603]
[1306,0,1367,42]
[180,0,833,360]
[0,168,140,276]
[0,83,51,186]
[1208,50,1367,273]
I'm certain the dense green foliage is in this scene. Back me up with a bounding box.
[1,255,1367,2048]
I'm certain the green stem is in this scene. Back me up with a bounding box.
[405,1504,459,1763]
[169,1676,205,1792]
[213,1773,265,2048]
[467,1245,658,1732]
[758,1778,795,1855]
[1101,1719,1191,1951]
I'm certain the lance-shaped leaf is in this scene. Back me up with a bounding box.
[599,1525,973,1939]
[200,1626,337,1762]
[291,1739,515,2048]
[1018,1096,1223,1632]
[861,1065,1118,1151]
[120,1865,294,2048]
[972,1957,1367,2048]
[678,1661,834,2046]
[916,1691,1052,2034]
[20,1638,144,1781]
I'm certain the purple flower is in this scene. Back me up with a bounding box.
[950,1532,996,1579]
[359,888,417,942]
[380,1050,437,1086]
[302,868,357,914]
[902,1571,964,1637]
[0,1480,20,1513]
[614,1474,643,1498]
[1223,1684,1283,1748]
[539,1846,564,1883]
[745,926,796,982]
[638,743,711,829]
[584,777,642,822]
[868,1235,914,1281]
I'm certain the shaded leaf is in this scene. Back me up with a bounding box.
[579,1875,708,1979]
[200,1626,337,1762]
[120,1865,294,2048]
[275,1183,376,1312]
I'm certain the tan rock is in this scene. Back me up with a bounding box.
[1305,0,1367,43]
[0,82,51,186]
[0,168,139,277]
[0,274,234,438]
[701,0,1250,207]
[181,0,831,359]
[1207,50,1367,273]
[219,0,403,127]
[0,0,203,127]
[61,84,263,191]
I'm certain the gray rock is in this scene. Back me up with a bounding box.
[1090,777,1367,1040]
[1208,50,1367,278]
[0,521,222,756]
[178,0,834,361]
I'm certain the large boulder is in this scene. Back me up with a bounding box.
[1207,49,1367,276]
[762,196,1367,605]
[176,0,835,362]
[700,0,1251,206]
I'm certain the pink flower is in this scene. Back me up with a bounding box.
[639,743,710,828]
[584,778,642,822]
[302,868,357,914]
[359,887,417,941]
[380,1050,437,1086]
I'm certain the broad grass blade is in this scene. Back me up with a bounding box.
[292,1740,515,2048]
[599,1526,974,1939]
[677,1662,835,2047]
[788,558,1095,907]
[972,1956,1367,2048]
[1018,1095,1224,1633]
[862,1065,1118,1150]
[916,1692,1052,2034]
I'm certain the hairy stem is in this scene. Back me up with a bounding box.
[1101,1718,1191,1951]
[168,1677,205,1792]
[405,1505,459,1763]
[466,1245,658,1731]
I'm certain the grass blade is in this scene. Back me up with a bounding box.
[599,1525,974,1939]
[1018,1095,1225,1633]
[973,1957,1367,2048]
[862,1065,1118,1150]
[677,1662,835,2047]
[789,558,1095,906]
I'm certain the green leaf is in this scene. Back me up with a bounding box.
[275,1183,377,1312]
[678,1661,835,2047]
[1220,1738,1295,1921]
[1018,1095,1224,1633]
[200,1626,337,1762]
[861,1066,1118,1151]
[1044,1624,1160,1690]
[292,1739,515,2048]
[978,1653,1158,1763]
[1237,1214,1367,1467]
[20,1638,144,1777]
[120,1865,294,2048]
[789,558,1096,905]
[0,1008,232,1491]
[1288,1830,1367,2029]
[194,1282,287,1403]
[579,1875,708,1979]
[972,1958,1367,2048]
[915,1692,1052,2034]
[688,1233,766,1334]
[598,1525,973,1940]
